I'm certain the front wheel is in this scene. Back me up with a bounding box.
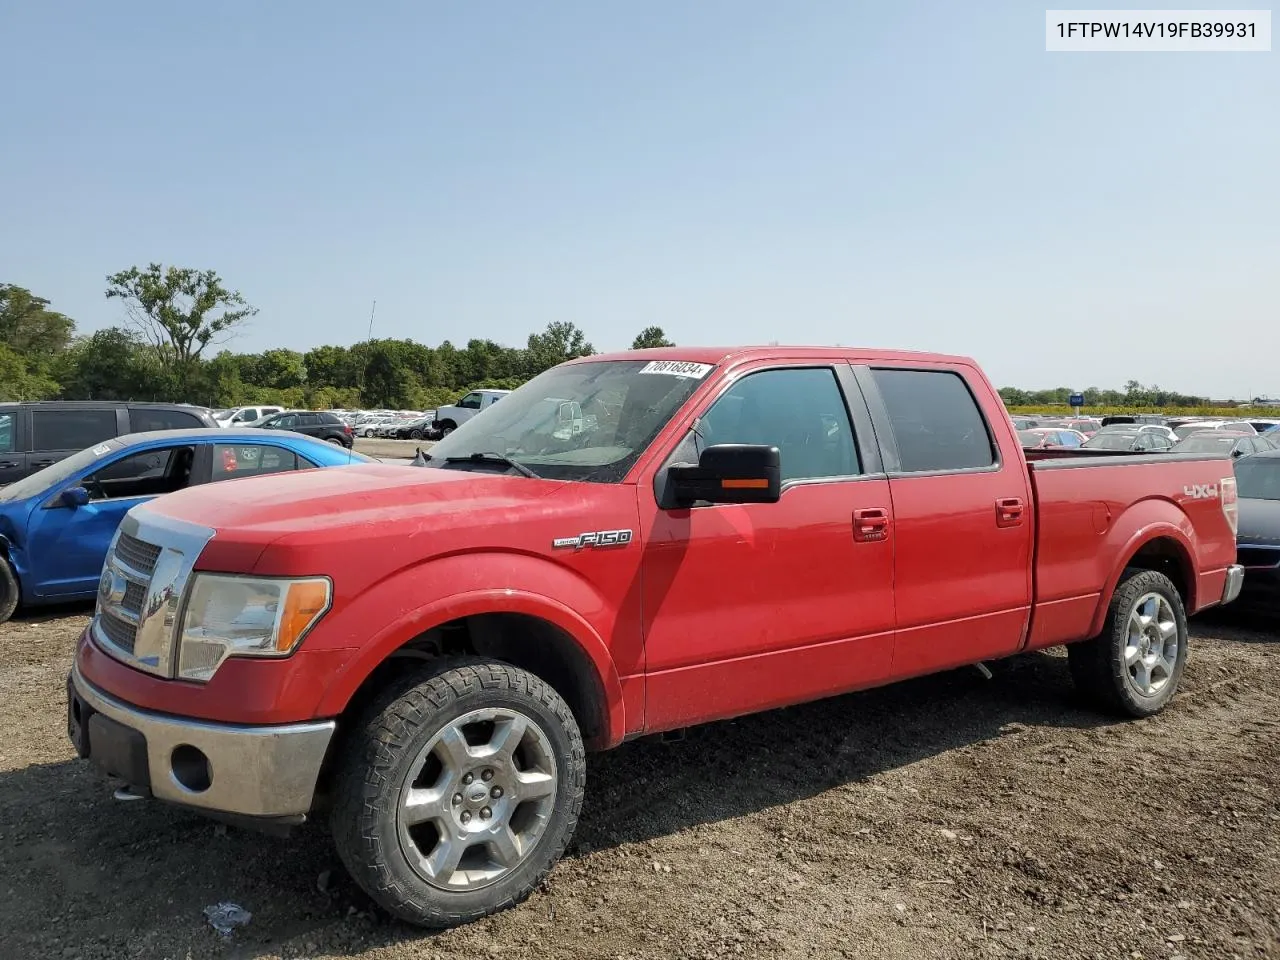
[330,659,586,927]
[0,556,19,624]
[1068,568,1188,717]
[409,428,424,440]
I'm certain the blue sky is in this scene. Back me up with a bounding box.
[2,1,1276,396]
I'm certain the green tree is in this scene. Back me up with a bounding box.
[56,328,165,400]
[524,321,594,377]
[0,343,60,399]
[630,326,674,349]
[105,264,257,385]
[0,284,76,358]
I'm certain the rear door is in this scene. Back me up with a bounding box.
[856,364,1034,677]
[29,408,121,473]
[0,410,27,484]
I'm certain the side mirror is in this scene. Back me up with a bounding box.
[667,444,782,507]
[61,486,91,508]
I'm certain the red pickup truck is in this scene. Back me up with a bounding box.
[67,347,1243,927]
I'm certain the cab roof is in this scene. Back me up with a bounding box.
[571,345,977,367]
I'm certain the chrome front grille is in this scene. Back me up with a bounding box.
[115,533,162,576]
[91,508,215,678]
[98,610,138,653]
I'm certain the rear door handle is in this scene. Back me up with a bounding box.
[853,507,890,542]
[996,497,1025,528]
[0,461,17,469]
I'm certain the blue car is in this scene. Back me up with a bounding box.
[0,428,371,622]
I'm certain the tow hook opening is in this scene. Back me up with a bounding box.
[171,744,213,793]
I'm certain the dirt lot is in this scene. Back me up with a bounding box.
[1,610,1277,960]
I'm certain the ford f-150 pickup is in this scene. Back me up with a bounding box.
[66,347,1244,927]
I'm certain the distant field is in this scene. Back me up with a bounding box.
[1005,405,1280,418]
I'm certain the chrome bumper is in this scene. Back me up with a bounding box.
[68,664,335,819]
[1221,564,1245,605]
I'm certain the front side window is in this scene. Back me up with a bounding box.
[83,446,196,500]
[871,369,995,473]
[427,360,710,482]
[213,444,303,481]
[31,409,117,451]
[680,367,860,483]
[458,393,483,410]
[274,414,298,428]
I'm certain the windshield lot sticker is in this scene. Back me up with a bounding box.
[638,360,713,379]
[91,444,111,456]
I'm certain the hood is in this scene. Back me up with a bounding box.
[145,462,567,539]
[1238,497,1280,545]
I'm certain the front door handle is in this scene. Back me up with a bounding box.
[996,497,1025,528]
[853,507,890,542]
[0,461,17,469]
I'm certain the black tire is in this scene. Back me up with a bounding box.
[440,422,456,437]
[330,658,586,928]
[325,436,344,446]
[0,555,18,624]
[409,428,424,440]
[1068,568,1188,717]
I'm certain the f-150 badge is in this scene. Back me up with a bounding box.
[553,529,634,550]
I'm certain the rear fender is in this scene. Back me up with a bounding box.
[312,553,626,744]
[1088,497,1197,636]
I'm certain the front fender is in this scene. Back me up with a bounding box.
[311,553,628,745]
[1088,497,1197,636]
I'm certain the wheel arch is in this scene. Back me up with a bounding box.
[315,587,626,751]
[1089,508,1197,637]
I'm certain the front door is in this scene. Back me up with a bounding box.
[856,365,1034,677]
[640,363,897,732]
[26,444,199,597]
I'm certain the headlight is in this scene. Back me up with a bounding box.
[177,574,331,682]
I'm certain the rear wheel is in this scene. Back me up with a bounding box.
[1068,568,1187,717]
[0,556,18,624]
[330,659,585,927]
[409,428,424,440]
[325,437,344,446]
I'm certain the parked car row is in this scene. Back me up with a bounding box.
[1013,411,1280,459]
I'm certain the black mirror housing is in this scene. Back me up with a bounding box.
[667,444,782,507]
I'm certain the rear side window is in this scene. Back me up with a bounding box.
[320,412,343,424]
[0,413,13,453]
[871,369,996,473]
[31,409,117,451]
[130,409,204,432]
[213,444,303,481]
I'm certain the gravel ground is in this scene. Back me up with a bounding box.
[1,607,1277,959]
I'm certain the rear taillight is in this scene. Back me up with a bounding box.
[1221,476,1238,535]
[343,424,353,435]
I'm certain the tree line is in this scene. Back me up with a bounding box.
[1,266,1226,413]
[1,267,675,411]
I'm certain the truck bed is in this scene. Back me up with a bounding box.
[1023,451,1239,651]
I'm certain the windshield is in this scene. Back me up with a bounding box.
[0,440,123,501]
[1236,458,1280,500]
[1083,433,1138,450]
[426,359,712,482]
[1174,423,1214,440]
[1174,435,1238,453]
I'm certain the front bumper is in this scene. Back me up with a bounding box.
[67,663,335,820]
[1221,564,1246,605]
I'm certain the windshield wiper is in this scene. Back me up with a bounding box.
[443,452,540,479]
